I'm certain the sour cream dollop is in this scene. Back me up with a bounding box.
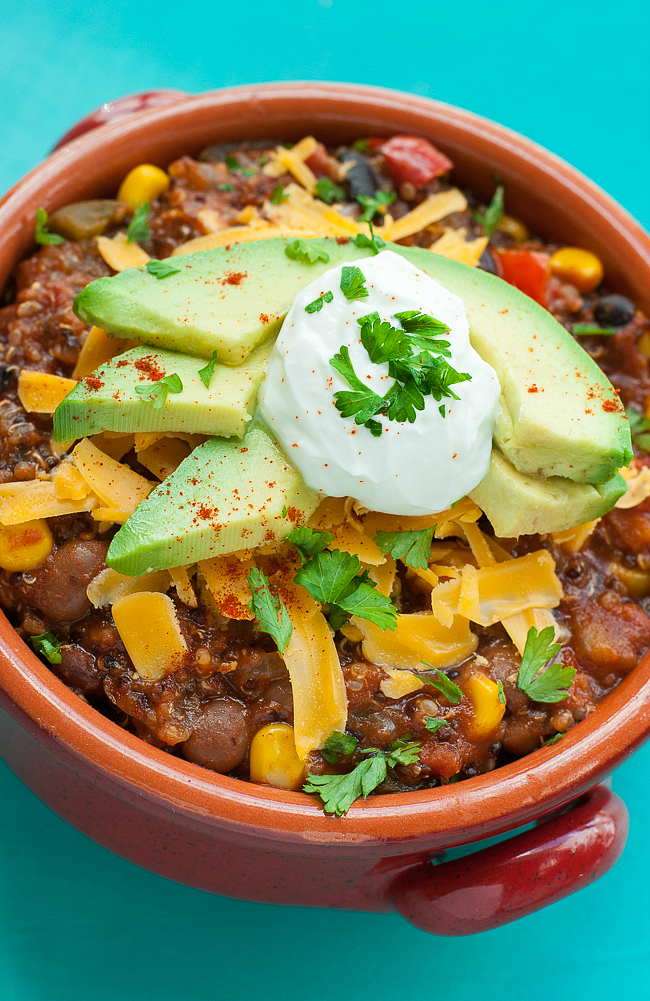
[259,250,500,516]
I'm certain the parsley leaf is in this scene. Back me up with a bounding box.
[225,155,241,172]
[295,549,398,631]
[145,259,181,279]
[305,290,334,314]
[34,208,64,246]
[626,405,650,451]
[356,189,395,224]
[304,756,387,815]
[281,505,288,518]
[381,736,422,767]
[374,526,435,569]
[340,265,369,300]
[394,310,451,336]
[425,716,448,734]
[497,680,506,705]
[351,139,370,152]
[473,184,504,240]
[416,663,463,704]
[543,732,565,746]
[270,184,288,205]
[246,567,292,653]
[285,526,334,564]
[218,183,234,192]
[285,238,330,265]
[127,202,151,243]
[573,324,616,335]
[322,730,358,763]
[134,372,183,410]
[353,221,386,255]
[330,345,384,437]
[31,632,62,664]
[198,350,218,390]
[517,626,575,703]
[314,177,345,204]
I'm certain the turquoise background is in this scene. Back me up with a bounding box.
[1,0,650,996]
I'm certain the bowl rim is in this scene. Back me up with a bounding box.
[2,80,650,848]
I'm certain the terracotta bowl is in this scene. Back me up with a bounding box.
[1,83,649,936]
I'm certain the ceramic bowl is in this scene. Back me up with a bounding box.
[1,82,648,936]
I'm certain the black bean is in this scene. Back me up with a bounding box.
[340,150,382,199]
[478,247,499,275]
[594,294,636,327]
[181,698,249,773]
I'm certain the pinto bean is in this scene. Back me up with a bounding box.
[181,698,249,773]
[22,540,108,623]
[58,643,102,694]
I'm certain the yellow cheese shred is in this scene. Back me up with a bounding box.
[72,438,154,513]
[17,371,77,413]
[354,611,477,673]
[87,567,171,607]
[112,591,188,681]
[72,326,134,380]
[429,227,488,268]
[0,479,97,525]
[199,553,255,620]
[379,666,425,699]
[169,565,198,608]
[96,231,151,272]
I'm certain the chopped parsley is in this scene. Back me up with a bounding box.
[353,221,386,255]
[295,548,398,631]
[356,189,395,224]
[286,526,334,564]
[542,732,565,746]
[284,238,330,265]
[424,716,448,734]
[473,184,504,240]
[330,309,471,436]
[374,526,435,570]
[340,265,369,300]
[126,202,151,243]
[270,184,288,205]
[218,183,234,192]
[321,730,358,763]
[225,155,241,172]
[314,177,345,204]
[198,350,218,390]
[351,139,370,152]
[305,290,334,314]
[246,567,292,654]
[31,632,62,664]
[516,626,575,703]
[497,679,506,705]
[145,259,181,279]
[304,737,422,814]
[626,406,650,451]
[573,324,616,335]
[281,505,288,518]
[416,663,463,704]
[134,372,183,410]
[34,208,64,246]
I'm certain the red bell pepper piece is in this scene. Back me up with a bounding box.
[305,142,331,176]
[380,135,453,187]
[496,249,551,306]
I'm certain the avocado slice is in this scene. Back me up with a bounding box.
[73,237,630,484]
[470,449,627,537]
[53,343,270,442]
[106,426,319,576]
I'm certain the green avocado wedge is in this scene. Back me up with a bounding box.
[73,237,631,486]
[106,426,319,576]
[470,449,627,538]
[53,342,270,442]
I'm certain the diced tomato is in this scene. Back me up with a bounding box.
[496,249,551,306]
[380,135,453,187]
[305,142,331,176]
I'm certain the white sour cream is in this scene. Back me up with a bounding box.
[258,250,500,515]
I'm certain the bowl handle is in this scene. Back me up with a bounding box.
[386,783,628,935]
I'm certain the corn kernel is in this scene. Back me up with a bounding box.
[117,164,170,208]
[496,214,530,242]
[249,723,306,791]
[0,519,53,571]
[464,672,505,738]
[550,247,604,292]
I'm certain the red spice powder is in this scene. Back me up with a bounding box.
[220,271,247,286]
[602,400,621,412]
[84,376,104,391]
[336,236,350,245]
[259,313,269,324]
[528,384,539,393]
[134,356,165,382]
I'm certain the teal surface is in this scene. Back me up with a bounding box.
[1,0,650,996]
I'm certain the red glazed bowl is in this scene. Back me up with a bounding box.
[1,83,649,936]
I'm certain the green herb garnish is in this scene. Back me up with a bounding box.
[198,350,218,390]
[305,290,334,314]
[134,372,183,410]
[304,738,421,814]
[416,663,463,704]
[286,526,334,564]
[281,505,288,518]
[626,406,650,452]
[340,265,369,300]
[34,208,64,246]
[353,220,386,255]
[356,189,395,223]
[218,183,234,192]
[497,680,506,705]
[31,632,62,664]
[573,324,617,335]
[295,549,398,631]
[314,177,345,204]
[517,626,575,703]
[542,732,565,746]
[374,527,435,570]
[473,184,504,240]
[285,239,330,265]
[270,184,288,205]
[321,730,359,763]
[246,567,292,654]
[126,202,151,243]
[145,259,181,279]
[225,155,241,172]
[424,716,448,734]
[351,139,370,152]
